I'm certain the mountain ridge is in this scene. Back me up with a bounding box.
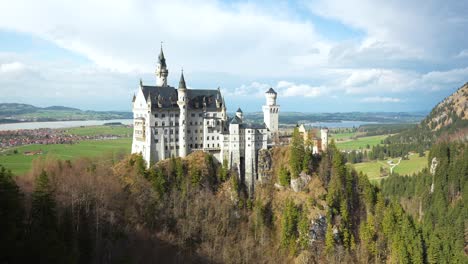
[422,82,468,132]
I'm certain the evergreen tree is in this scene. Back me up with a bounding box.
[297,206,310,249]
[289,127,305,178]
[325,223,335,254]
[281,199,299,254]
[0,165,25,262]
[27,170,62,263]
[278,166,290,187]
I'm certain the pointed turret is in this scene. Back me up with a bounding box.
[236,107,243,121]
[158,44,167,68]
[178,70,187,90]
[177,68,188,158]
[155,43,169,86]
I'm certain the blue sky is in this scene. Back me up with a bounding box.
[0,0,467,112]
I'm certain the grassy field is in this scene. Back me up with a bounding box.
[66,125,132,137]
[392,153,428,176]
[0,138,132,175]
[336,135,388,150]
[329,132,357,140]
[350,152,429,182]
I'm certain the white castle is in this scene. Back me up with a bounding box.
[131,47,279,193]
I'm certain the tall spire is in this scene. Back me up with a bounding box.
[155,41,169,86]
[178,69,187,90]
[158,42,166,68]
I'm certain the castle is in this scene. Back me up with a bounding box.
[131,47,279,194]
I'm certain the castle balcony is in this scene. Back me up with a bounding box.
[203,146,221,151]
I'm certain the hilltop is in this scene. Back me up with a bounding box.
[0,103,132,123]
[422,82,468,133]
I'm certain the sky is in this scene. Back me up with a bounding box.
[0,0,467,112]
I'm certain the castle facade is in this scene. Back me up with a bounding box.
[131,47,279,194]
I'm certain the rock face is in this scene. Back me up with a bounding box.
[257,149,273,182]
[290,172,312,192]
[310,214,327,242]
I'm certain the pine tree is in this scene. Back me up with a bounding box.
[289,127,305,178]
[281,199,299,254]
[27,170,62,263]
[278,166,290,187]
[325,223,335,254]
[0,165,25,262]
[297,206,310,249]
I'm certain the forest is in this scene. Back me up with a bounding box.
[1,125,466,263]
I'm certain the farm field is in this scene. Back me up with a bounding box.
[0,138,132,175]
[350,152,429,182]
[329,132,358,140]
[66,125,132,137]
[336,135,388,150]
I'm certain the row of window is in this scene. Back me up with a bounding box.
[206,136,220,141]
[155,113,179,118]
[156,129,205,135]
[156,121,205,126]
[154,112,221,118]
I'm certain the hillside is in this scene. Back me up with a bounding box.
[422,82,468,132]
[386,82,468,147]
[0,103,132,123]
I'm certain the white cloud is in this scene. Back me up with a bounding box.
[0,53,136,110]
[419,67,468,90]
[276,81,322,97]
[0,0,466,111]
[308,0,468,60]
[0,62,25,73]
[0,0,329,76]
[227,80,323,99]
[361,97,402,103]
[456,49,468,58]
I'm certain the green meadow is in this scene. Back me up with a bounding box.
[0,128,132,175]
[336,135,388,150]
[329,132,358,140]
[350,152,429,182]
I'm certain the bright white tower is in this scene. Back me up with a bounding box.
[320,127,329,152]
[262,88,279,134]
[177,71,188,158]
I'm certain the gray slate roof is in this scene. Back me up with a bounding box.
[266,88,277,94]
[141,85,223,111]
[240,123,267,129]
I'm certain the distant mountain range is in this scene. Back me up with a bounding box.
[0,103,132,123]
[0,102,428,124]
[244,111,426,125]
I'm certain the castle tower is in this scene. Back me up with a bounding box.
[236,108,243,121]
[262,88,279,134]
[177,70,188,157]
[320,127,329,152]
[155,45,169,86]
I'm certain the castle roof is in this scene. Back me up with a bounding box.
[178,71,187,90]
[140,85,222,111]
[236,107,243,113]
[266,87,277,94]
[230,115,242,124]
[240,123,267,130]
[158,46,166,68]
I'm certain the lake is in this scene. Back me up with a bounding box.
[303,121,378,128]
[0,119,380,131]
[0,119,133,131]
